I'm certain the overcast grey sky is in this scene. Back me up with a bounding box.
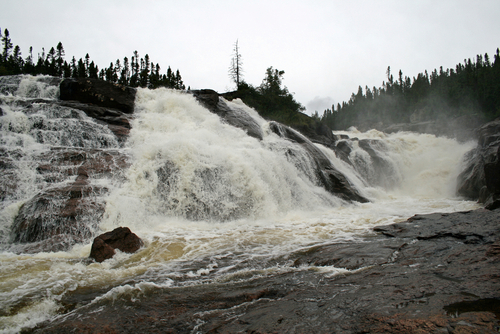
[2,0,499,115]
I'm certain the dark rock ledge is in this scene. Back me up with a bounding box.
[27,208,500,333]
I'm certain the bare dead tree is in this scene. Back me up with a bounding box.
[229,40,243,89]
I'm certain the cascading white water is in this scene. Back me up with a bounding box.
[0,77,480,333]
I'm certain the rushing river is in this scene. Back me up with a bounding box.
[0,75,480,333]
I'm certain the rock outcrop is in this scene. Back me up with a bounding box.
[269,121,368,203]
[192,89,368,203]
[5,77,133,253]
[29,208,500,333]
[89,227,143,263]
[191,89,264,140]
[59,78,136,114]
[9,149,128,253]
[457,118,500,208]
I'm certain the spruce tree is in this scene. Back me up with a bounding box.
[1,28,13,63]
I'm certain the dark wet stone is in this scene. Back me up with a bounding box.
[59,78,136,114]
[457,118,500,203]
[269,121,368,203]
[56,100,132,143]
[89,227,143,263]
[9,149,129,252]
[192,89,264,140]
[29,208,500,333]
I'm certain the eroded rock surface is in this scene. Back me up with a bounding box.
[29,208,500,333]
[269,121,368,203]
[9,149,128,252]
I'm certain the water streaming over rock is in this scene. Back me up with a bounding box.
[0,76,480,333]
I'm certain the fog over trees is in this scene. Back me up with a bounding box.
[316,49,500,130]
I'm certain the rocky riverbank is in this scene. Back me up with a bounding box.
[2,76,499,333]
[27,208,500,333]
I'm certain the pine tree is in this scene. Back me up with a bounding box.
[55,42,65,76]
[1,28,13,63]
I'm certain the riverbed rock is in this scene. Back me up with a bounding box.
[28,208,500,333]
[89,227,143,262]
[9,149,129,253]
[56,100,132,143]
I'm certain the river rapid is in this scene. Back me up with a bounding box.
[0,75,480,333]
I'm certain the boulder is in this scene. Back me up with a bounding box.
[89,227,143,262]
[59,78,136,114]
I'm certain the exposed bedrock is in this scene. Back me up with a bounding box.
[191,89,264,140]
[29,208,500,333]
[5,78,136,252]
[191,89,368,203]
[59,77,136,114]
[56,100,133,143]
[59,78,136,142]
[457,117,500,209]
[9,149,129,253]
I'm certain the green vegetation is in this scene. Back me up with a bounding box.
[317,49,500,130]
[4,28,497,135]
[0,28,185,89]
[224,67,308,127]
[225,40,311,130]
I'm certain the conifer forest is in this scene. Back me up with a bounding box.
[1,27,499,131]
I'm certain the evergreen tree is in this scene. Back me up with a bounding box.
[76,58,86,78]
[1,28,13,63]
[88,61,98,78]
[55,42,65,76]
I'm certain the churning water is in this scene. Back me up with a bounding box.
[0,76,479,333]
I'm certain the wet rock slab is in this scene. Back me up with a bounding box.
[28,208,500,333]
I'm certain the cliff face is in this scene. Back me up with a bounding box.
[457,118,500,209]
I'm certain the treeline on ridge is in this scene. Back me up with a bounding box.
[0,28,185,89]
[317,48,500,130]
[224,67,308,127]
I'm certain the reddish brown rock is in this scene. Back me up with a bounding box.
[89,227,143,262]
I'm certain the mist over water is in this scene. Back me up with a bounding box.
[0,76,480,333]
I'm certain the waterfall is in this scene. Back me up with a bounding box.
[0,75,480,333]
